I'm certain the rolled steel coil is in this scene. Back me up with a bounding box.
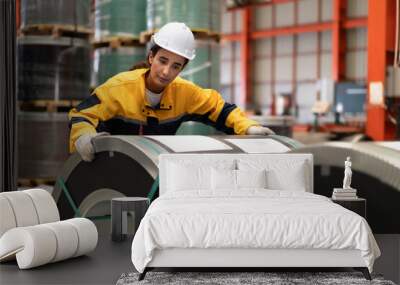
[17,36,91,101]
[53,135,302,220]
[21,0,90,28]
[94,0,146,39]
[146,0,220,32]
[18,112,70,179]
[93,46,146,86]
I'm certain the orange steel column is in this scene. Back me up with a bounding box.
[241,7,252,108]
[270,4,277,116]
[332,0,346,81]
[292,0,298,113]
[316,0,322,100]
[16,0,20,29]
[366,0,396,140]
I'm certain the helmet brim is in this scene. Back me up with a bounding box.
[152,35,196,60]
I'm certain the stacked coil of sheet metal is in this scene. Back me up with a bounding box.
[93,0,146,87]
[18,112,70,179]
[93,46,146,86]
[20,0,91,28]
[146,0,220,32]
[17,36,91,101]
[179,39,221,90]
[94,0,146,40]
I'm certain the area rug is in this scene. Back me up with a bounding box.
[116,271,396,285]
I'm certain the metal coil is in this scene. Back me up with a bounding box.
[18,112,70,179]
[95,0,146,39]
[146,0,220,32]
[180,39,220,89]
[176,121,222,135]
[21,0,91,28]
[17,36,91,101]
[93,46,146,86]
[53,135,302,219]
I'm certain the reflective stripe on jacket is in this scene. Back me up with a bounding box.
[68,68,259,152]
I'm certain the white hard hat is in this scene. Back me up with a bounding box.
[152,22,196,60]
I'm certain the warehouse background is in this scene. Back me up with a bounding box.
[10,0,399,195]
[220,0,367,123]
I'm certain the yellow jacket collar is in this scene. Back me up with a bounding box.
[140,68,174,110]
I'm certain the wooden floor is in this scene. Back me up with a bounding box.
[0,235,133,285]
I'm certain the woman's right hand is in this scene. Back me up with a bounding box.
[75,132,109,162]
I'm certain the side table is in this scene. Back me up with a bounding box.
[331,197,366,219]
[111,197,149,242]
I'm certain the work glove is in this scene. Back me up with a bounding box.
[246,126,275,136]
[75,132,109,162]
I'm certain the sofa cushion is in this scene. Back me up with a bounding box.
[0,218,97,269]
[0,196,17,237]
[0,189,60,238]
[24,189,60,224]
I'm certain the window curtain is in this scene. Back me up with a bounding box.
[0,0,17,192]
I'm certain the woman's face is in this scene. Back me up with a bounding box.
[147,48,186,92]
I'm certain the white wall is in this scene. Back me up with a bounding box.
[345,28,367,81]
[347,0,368,18]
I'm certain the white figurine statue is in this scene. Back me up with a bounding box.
[343,156,352,189]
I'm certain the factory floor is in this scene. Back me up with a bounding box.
[0,235,133,285]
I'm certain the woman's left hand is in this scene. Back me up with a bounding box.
[246,126,275,135]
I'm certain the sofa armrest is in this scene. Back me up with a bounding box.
[0,218,98,269]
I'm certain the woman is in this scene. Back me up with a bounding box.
[69,22,274,162]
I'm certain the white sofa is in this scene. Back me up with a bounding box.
[131,153,380,281]
[0,189,98,269]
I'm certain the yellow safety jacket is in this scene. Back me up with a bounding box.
[68,68,259,152]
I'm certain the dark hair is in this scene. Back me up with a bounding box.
[129,44,188,71]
